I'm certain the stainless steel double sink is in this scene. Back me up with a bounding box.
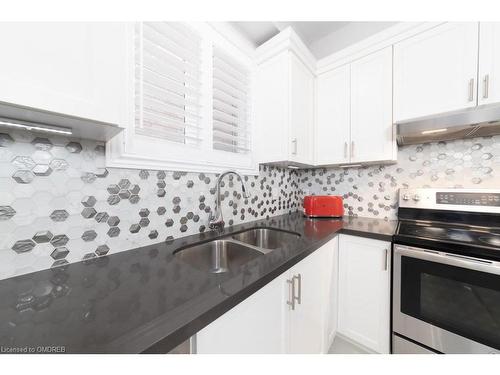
[174,228,301,274]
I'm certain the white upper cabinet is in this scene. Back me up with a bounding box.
[315,46,394,166]
[255,52,291,164]
[255,28,315,167]
[289,53,315,165]
[315,65,350,165]
[478,22,500,106]
[394,22,479,122]
[0,22,129,126]
[350,46,394,163]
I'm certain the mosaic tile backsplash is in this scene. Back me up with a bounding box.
[0,130,300,280]
[1,129,500,280]
[299,136,500,220]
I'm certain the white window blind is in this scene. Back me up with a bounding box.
[212,47,251,154]
[135,22,202,145]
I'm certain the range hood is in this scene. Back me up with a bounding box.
[396,104,500,146]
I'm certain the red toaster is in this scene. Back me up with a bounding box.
[303,195,344,218]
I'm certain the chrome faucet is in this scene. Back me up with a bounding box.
[209,170,250,232]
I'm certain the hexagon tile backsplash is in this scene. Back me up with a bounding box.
[298,136,500,220]
[1,129,500,280]
[0,130,300,279]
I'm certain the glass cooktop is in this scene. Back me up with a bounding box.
[398,222,500,249]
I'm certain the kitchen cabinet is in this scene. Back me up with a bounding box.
[394,22,479,122]
[0,22,129,126]
[287,241,333,353]
[323,236,339,350]
[350,46,393,163]
[196,272,288,354]
[196,239,336,353]
[315,65,350,165]
[289,53,315,166]
[478,22,500,106]
[337,234,390,354]
[255,28,315,167]
[315,46,394,166]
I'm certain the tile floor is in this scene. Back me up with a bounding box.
[328,336,371,354]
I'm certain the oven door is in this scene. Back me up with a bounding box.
[393,244,500,353]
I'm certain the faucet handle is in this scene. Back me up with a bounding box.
[240,181,250,199]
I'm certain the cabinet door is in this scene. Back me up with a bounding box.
[315,65,350,165]
[394,22,479,122]
[323,236,339,351]
[289,53,314,165]
[337,235,391,353]
[196,273,287,354]
[288,243,332,353]
[255,52,290,164]
[0,22,129,125]
[350,46,394,163]
[478,22,500,105]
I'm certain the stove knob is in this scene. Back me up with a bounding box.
[402,194,410,201]
[413,194,421,202]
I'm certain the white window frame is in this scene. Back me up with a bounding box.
[106,22,258,174]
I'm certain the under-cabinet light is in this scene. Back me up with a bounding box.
[421,128,448,135]
[339,164,362,168]
[0,118,73,135]
[287,165,300,169]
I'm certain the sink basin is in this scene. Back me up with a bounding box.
[231,228,300,250]
[174,240,263,274]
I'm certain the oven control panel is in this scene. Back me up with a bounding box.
[399,188,500,213]
[436,192,500,206]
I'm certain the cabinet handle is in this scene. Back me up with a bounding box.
[468,78,475,102]
[344,141,348,159]
[291,138,298,155]
[483,74,490,99]
[287,278,295,310]
[293,274,302,305]
[383,248,389,271]
[351,141,355,158]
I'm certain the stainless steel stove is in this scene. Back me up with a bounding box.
[392,188,500,354]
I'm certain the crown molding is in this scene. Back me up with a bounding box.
[255,26,316,75]
[207,22,257,60]
[316,22,445,74]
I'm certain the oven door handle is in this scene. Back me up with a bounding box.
[395,245,500,275]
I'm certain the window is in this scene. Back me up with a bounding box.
[212,46,251,154]
[135,22,202,145]
[108,22,257,174]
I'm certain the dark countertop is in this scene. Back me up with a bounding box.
[0,212,395,354]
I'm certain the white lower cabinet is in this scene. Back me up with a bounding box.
[287,240,334,353]
[196,272,288,354]
[323,236,339,350]
[196,238,337,354]
[337,234,391,353]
